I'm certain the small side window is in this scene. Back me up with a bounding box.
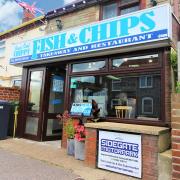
[12,80,22,87]
[0,41,5,58]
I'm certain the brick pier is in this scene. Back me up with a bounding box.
[172,94,180,180]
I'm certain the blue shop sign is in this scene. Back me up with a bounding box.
[10,4,172,64]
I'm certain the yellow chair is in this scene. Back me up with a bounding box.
[115,106,132,118]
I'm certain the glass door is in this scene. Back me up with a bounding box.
[23,68,45,141]
[42,67,66,141]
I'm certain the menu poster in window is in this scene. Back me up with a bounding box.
[98,130,142,178]
[74,89,83,103]
[52,76,64,92]
[70,103,92,116]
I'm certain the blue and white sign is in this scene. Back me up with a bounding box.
[10,4,172,65]
[52,75,64,92]
[70,103,92,116]
[98,130,142,178]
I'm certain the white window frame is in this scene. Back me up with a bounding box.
[139,76,153,88]
[142,97,153,114]
[0,40,5,58]
[12,79,22,87]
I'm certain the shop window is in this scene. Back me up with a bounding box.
[139,76,153,88]
[142,97,153,114]
[101,0,140,20]
[112,54,159,69]
[72,60,106,73]
[0,41,5,58]
[70,73,160,119]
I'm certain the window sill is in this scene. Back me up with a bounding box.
[85,122,170,136]
[106,117,167,127]
[70,115,166,127]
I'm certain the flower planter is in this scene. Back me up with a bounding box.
[67,139,74,156]
[74,139,85,160]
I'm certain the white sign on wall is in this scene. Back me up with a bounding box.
[98,130,142,178]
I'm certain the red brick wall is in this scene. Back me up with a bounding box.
[0,87,20,101]
[85,128,97,168]
[172,15,180,48]
[172,94,180,180]
[140,0,146,9]
[142,135,158,180]
[164,49,172,126]
[173,0,179,20]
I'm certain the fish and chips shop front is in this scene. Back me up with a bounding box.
[10,4,178,179]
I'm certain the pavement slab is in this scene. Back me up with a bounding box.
[0,149,79,180]
[0,138,138,180]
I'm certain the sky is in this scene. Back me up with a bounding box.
[0,0,75,33]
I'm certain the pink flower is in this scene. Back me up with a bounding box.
[74,124,86,142]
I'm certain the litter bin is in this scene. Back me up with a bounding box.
[0,101,11,139]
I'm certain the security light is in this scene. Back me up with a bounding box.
[151,0,157,6]
[56,19,63,30]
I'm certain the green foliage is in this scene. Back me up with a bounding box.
[170,50,179,92]
[170,50,177,73]
[176,82,180,93]
[64,119,75,139]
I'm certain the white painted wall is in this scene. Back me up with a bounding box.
[0,26,45,87]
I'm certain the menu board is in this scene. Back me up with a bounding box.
[52,76,64,92]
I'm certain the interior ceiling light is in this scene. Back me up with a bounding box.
[149,59,153,63]
[56,19,63,30]
[106,75,120,80]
